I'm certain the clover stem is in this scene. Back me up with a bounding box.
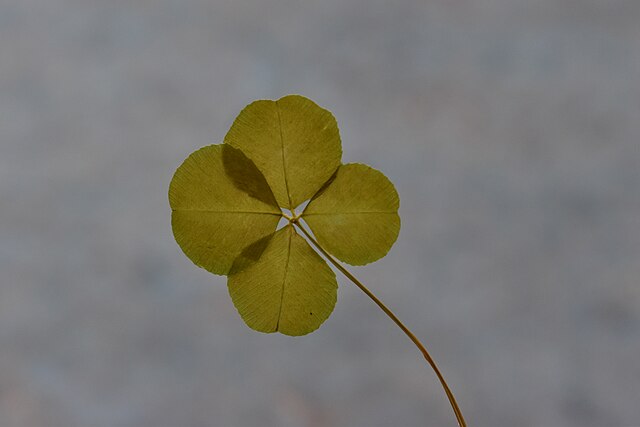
[292,219,467,427]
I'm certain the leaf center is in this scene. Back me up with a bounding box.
[282,209,301,225]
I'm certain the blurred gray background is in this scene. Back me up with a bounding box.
[1,0,639,426]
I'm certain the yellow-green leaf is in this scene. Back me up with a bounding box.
[224,95,342,210]
[228,225,338,336]
[302,163,400,265]
[169,144,281,275]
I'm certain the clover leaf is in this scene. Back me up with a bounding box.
[228,225,338,336]
[224,95,342,210]
[303,163,400,265]
[169,95,466,427]
[169,144,281,276]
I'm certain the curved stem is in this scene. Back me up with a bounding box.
[293,219,467,427]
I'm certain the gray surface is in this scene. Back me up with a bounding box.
[1,1,640,426]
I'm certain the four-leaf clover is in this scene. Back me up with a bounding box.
[169,95,467,427]
[169,95,400,336]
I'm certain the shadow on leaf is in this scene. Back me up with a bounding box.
[222,144,279,207]
[301,166,339,213]
[228,231,276,275]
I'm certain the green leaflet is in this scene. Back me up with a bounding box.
[224,95,342,210]
[303,163,400,265]
[228,226,338,336]
[169,144,281,275]
[170,96,400,334]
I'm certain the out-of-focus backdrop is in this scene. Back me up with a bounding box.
[2,1,639,426]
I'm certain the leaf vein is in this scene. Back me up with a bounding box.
[173,209,281,215]
[275,100,293,209]
[275,227,293,331]
[303,211,397,215]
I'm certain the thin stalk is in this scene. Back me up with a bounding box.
[292,218,467,427]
